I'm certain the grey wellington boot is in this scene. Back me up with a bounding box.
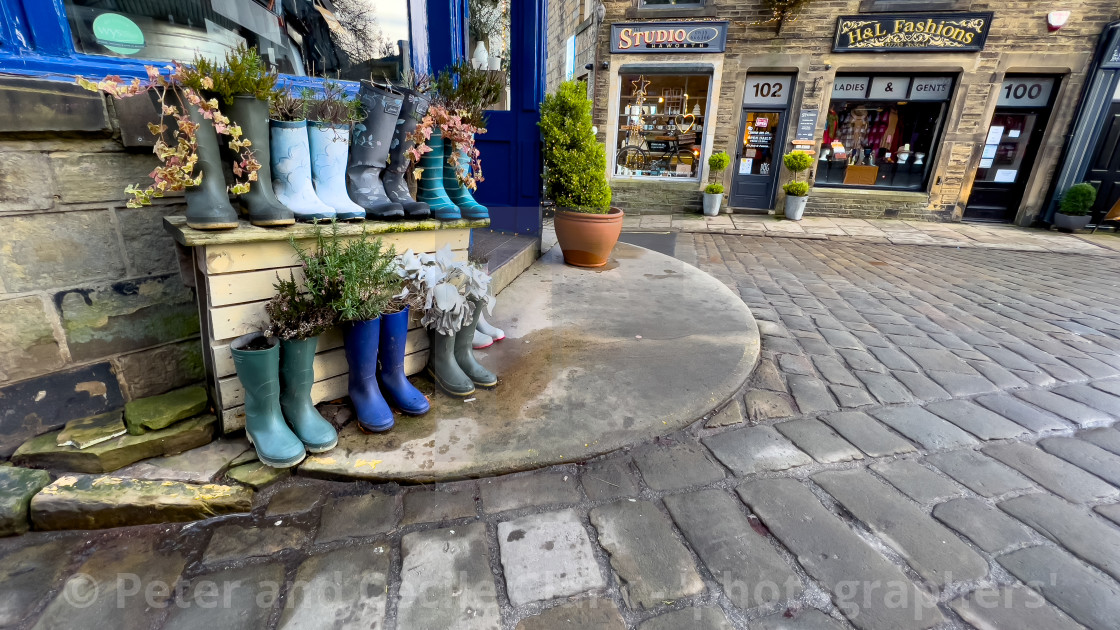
[227,96,295,227]
[427,331,475,397]
[347,82,405,220]
[231,332,306,468]
[382,88,431,219]
[454,300,498,387]
[182,98,239,230]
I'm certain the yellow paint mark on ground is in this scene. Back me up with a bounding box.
[355,459,383,470]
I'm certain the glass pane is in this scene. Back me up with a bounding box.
[63,0,411,81]
[975,113,1035,183]
[469,0,511,111]
[615,73,710,179]
[739,111,781,176]
[817,99,945,190]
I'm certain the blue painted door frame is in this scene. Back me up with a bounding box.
[427,0,545,236]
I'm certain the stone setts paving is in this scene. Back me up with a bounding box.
[1,234,1120,628]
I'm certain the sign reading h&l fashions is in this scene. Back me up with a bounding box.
[833,13,993,52]
[610,22,729,54]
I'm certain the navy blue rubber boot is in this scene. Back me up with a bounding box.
[377,307,430,415]
[343,318,395,432]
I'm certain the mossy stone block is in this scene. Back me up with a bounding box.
[124,385,208,435]
[12,414,216,474]
[0,466,52,536]
[225,462,289,489]
[56,410,126,449]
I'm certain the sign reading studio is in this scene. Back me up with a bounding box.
[610,21,729,54]
[833,13,992,52]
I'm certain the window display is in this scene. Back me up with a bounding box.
[63,0,412,81]
[615,73,710,179]
[817,74,953,190]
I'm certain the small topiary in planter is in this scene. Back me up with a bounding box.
[781,151,813,221]
[540,80,621,267]
[1055,182,1097,232]
[703,151,730,216]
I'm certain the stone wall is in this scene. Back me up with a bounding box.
[610,179,702,214]
[0,77,202,457]
[572,0,1120,222]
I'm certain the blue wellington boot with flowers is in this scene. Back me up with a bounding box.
[443,153,489,220]
[343,318,396,432]
[416,129,462,220]
[271,119,336,223]
[377,307,430,415]
[308,122,367,221]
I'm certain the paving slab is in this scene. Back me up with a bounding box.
[973,394,1069,432]
[1014,389,1112,428]
[162,562,284,630]
[31,538,186,630]
[707,399,746,427]
[820,411,916,457]
[1000,492,1120,582]
[923,400,1028,440]
[869,407,979,450]
[123,385,208,435]
[1096,502,1120,526]
[932,498,1036,554]
[949,586,1084,630]
[402,482,478,524]
[926,449,1035,497]
[737,478,944,630]
[315,492,399,543]
[514,598,627,630]
[632,442,726,491]
[397,523,501,630]
[299,244,760,482]
[264,484,326,516]
[0,540,75,626]
[788,375,840,413]
[497,509,605,606]
[664,489,803,610]
[703,426,813,476]
[0,466,51,536]
[638,606,734,630]
[480,471,582,513]
[1080,426,1120,455]
[868,459,962,504]
[111,437,251,483]
[982,442,1120,503]
[203,523,309,564]
[589,500,705,610]
[1053,383,1120,416]
[999,545,1120,630]
[277,545,390,630]
[1038,436,1120,486]
[224,461,288,489]
[926,370,998,396]
[55,410,126,449]
[812,469,988,586]
[744,390,797,421]
[776,419,863,464]
[581,456,641,501]
[754,609,848,630]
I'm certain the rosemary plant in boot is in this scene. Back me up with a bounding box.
[265,272,338,452]
[231,332,306,468]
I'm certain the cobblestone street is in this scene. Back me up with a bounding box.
[5,234,1120,630]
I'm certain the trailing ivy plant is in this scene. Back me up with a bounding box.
[78,63,259,208]
[293,223,402,323]
[755,0,814,34]
[539,80,612,213]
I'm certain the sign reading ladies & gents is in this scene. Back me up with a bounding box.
[833,13,992,52]
[611,22,729,54]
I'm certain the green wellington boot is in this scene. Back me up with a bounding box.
[279,337,338,452]
[227,96,295,227]
[231,333,306,468]
[427,330,475,397]
[454,300,498,387]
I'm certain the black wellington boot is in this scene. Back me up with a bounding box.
[182,99,240,230]
[347,82,405,220]
[227,96,295,227]
[382,88,431,219]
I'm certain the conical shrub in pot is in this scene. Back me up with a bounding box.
[540,80,620,267]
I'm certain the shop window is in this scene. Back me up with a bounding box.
[639,0,705,8]
[61,0,412,81]
[468,0,511,110]
[818,75,953,190]
[615,72,710,179]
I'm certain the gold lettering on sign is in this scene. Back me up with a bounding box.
[838,15,987,50]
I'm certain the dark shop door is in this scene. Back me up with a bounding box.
[1085,101,1120,224]
[729,75,794,210]
[964,76,1057,222]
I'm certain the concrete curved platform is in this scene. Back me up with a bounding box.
[300,242,760,482]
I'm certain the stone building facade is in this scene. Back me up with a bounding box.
[547,1,1120,223]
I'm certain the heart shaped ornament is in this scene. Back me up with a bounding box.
[675,114,695,134]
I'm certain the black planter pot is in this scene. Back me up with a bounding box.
[1053,213,1091,232]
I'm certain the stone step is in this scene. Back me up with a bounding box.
[737,478,944,630]
[999,546,1120,630]
[29,474,252,530]
[0,466,51,536]
[812,469,988,586]
[123,385,208,435]
[982,442,1120,503]
[1000,492,1120,583]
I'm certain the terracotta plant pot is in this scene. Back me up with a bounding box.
[554,207,624,267]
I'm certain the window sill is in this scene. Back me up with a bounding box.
[812,186,930,202]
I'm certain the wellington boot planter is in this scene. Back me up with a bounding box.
[554,207,624,268]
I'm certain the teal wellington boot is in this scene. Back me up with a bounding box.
[279,337,338,452]
[416,129,461,220]
[231,333,306,468]
[454,301,498,388]
[443,152,489,220]
[427,330,475,397]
